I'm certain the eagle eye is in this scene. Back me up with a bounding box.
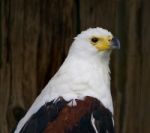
[91,37,98,43]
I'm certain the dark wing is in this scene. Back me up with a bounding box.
[93,104,115,133]
[17,97,115,133]
[20,97,67,133]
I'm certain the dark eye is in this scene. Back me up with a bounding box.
[91,37,98,43]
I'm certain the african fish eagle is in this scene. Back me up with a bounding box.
[14,27,120,133]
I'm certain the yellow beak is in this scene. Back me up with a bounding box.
[95,41,111,51]
[95,37,120,51]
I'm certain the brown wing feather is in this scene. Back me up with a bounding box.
[44,97,98,133]
[44,97,115,133]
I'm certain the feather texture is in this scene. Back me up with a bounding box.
[19,97,114,133]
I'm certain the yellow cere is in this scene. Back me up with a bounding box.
[91,36,113,51]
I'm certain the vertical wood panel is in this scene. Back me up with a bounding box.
[8,0,25,131]
[80,0,117,32]
[114,0,128,132]
[140,0,150,132]
[114,0,150,133]
[22,0,40,108]
[122,0,142,132]
[0,1,11,133]
[37,0,77,92]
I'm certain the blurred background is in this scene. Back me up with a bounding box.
[0,0,150,133]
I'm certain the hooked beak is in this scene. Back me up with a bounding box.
[111,37,120,49]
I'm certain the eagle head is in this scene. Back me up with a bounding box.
[70,27,120,58]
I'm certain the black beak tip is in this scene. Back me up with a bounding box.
[111,37,120,49]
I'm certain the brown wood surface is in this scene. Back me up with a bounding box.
[0,0,150,133]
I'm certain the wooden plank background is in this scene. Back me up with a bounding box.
[0,0,150,133]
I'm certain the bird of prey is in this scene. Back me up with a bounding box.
[14,27,120,133]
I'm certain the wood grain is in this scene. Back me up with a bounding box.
[0,0,77,132]
[80,0,117,32]
[0,0,150,133]
[140,0,150,132]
